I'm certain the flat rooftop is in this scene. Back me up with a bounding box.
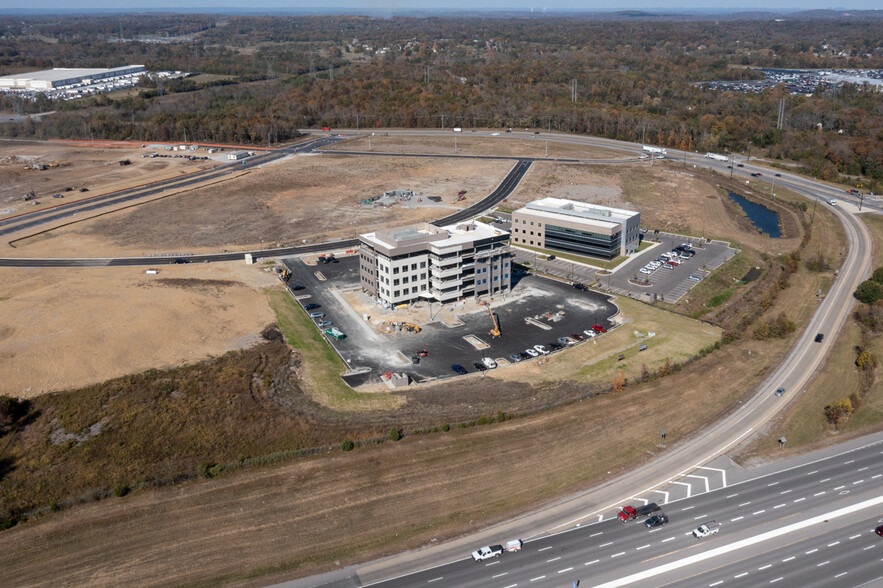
[0,65,145,84]
[361,221,508,250]
[515,197,639,228]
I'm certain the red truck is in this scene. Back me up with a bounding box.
[617,503,660,522]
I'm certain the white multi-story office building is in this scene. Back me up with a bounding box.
[359,221,511,306]
[511,198,641,260]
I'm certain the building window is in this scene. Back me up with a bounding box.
[412,286,418,293]
[393,279,400,286]
[394,290,400,297]
[403,276,409,284]
[393,267,399,274]
[420,273,426,279]
[420,261,426,268]
[411,263,417,271]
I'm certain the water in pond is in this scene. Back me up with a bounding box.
[727,192,781,238]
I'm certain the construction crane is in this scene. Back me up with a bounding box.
[484,302,501,338]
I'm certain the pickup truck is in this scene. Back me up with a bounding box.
[692,521,721,539]
[471,545,504,561]
[618,502,660,522]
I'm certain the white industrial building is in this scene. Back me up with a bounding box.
[359,221,512,306]
[511,198,641,260]
[0,65,146,91]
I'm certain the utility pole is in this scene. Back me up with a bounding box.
[441,114,446,130]
[777,99,785,130]
[571,78,577,102]
[329,64,333,81]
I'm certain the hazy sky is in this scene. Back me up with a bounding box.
[2,1,879,13]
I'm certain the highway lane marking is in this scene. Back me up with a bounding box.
[537,546,553,552]
[557,567,573,574]
[590,532,604,537]
[864,545,875,551]
[835,572,847,579]
[738,502,752,507]
[828,541,840,547]
[599,542,613,548]
[758,564,772,570]
[853,480,864,484]
[492,573,508,579]
[782,557,796,562]
[530,575,546,582]
[427,577,444,583]
[590,495,883,588]
[709,581,723,587]
[727,493,739,498]
[806,549,818,554]
[754,510,766,515]
[857,467,869,472]
[734,572,748,578]
[844,460,855,464]
[793,498,806,503]
[731,516,744,522]
[611,552,626,558]
[503,584,517,588]
[814,492,826,496]
[682,506,695,511]
[770,577,784,583]
[779,489,792,494]
[872,474,882,479]
[585,560,599,566]
[767,481,779,487]
[636,545,651,550]
[806,470,818,475]
[773,504,786,509]
[662,537,676,543]
[694,514,709,520]
[834,486,845,490]
[546,557,561,563]
[485,561,500,566]
[819,478,831,483]
[849,534,861,540]
[817,561,829,567]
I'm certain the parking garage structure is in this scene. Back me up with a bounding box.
[511,198,641,260]
[358,221,512,306]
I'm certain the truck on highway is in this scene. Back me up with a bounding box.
[617,502,660,522]
[692,521,721,539]
[452,127,462,132]
[471,545,503,561]
[705,152,728,162]
[642,145,667,158]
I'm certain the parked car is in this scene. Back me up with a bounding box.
[645,513,669,529]
[583,329,597,338]
[451,364,468,375]
[482,357,497,369]
[688,274,702,281]
[289,284,304,291]
[548,341,563,350]
[572,283,588,291]
[533,344,549,355]
[509,353,523,363]
[308,311,325,319]
[304,303,321,310]
[737,163,744,167]
[473,362,488,372]
[775,387,786,397]
[546,255,556,261]
[519,351,532,360]
[524,348,540,358]
[592,325,607,333]
[570,333,584,341]
[815,333,824,343]
[639,269,652,275]
[316,320,332,328]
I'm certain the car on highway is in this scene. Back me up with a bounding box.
[481,357,497,369]
[751,172,763,177]
[524,348,540,358]
[645,513,669,529]
[775,387,786,397]
[815,333,825,343]
[473,362,488,372]
[509,353,523,363]
[775,173,782,177]
[737,163,744,167]
[592,325,607,333]
[451,364,468,375]
[876,525,883,537]
[533,344,550,355]
[304,303,321,310]
[693,521,721,539]
[172,258,190,264]
[471,545,503,561]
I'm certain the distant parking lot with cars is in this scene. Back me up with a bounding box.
[280,255,618,388]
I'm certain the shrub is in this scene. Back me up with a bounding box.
[340,439,355,451]
[872,267,883,284]
[612,370,626,394]
[388,427,401,441]
[49,500,61,512]
[854,280,883,304]
[441,423,450,432]
[197,461,216,478]
[824,397,854,427]
[112,484,129,497]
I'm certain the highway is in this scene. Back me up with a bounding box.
[290,434,883,588]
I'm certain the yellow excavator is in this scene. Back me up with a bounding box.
[485,303,501,338]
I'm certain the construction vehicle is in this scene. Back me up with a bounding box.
[402,322,421,333]
[22,190,36,201]
[47,160,63,168]
[277,267,291,283]
[483,302,501,338]
[456,190,468,202]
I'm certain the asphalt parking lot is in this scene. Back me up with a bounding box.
[280,255,619,387]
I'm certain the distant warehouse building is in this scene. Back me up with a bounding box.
[359,221,511,306]
[511,198,641,260]
[0,65,146,91]
[227,151,251,161]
